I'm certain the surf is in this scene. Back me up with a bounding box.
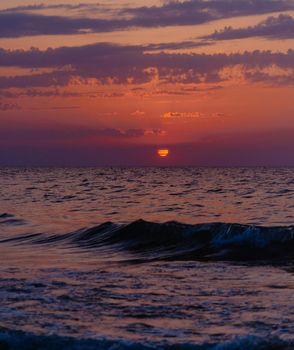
[1,219,293,263]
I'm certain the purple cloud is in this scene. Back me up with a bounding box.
[203,14,294,40]
[0,12,128,38]
[123,0,294,27]
[0,123,166,142]
[0,0,294,38]
[0,43,293,89]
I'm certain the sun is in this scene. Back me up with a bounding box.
[157,149,169,158]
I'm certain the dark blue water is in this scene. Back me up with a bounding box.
[0,168,293,349]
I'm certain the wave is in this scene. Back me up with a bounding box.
[2,219,294,263]
[0,213,14,218]
[0,213,26,226]
[0,330,293,350]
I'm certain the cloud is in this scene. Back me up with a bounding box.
[0,12,127,38]
[203,14,294,41]
[28,106,80,111]
[0,0,294,38]
[0,89,86,98]
[0,123,168,143]
[145,41,211,51]
[144,129,167,136]
[0,101,20,111]
[56,127,146,139]
[163,111,226,119]
[0,71,72,89]
[123,0,294,27]
[164,111,201,119]
[131,110,145,117]
[0,3,107,13]
[0,43,293,89]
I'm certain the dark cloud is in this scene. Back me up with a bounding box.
[244,69,294,85]
[146,41,211,51]
[0,123,161,142]
[1,42,294,70]
[203,14,294,41]
[123,0,294,27]
[0,89,84,98]
[0,3,106,13]
[0,12,127,38]
[0,0,294,38]
[0,71,72,89]
[0,43,142,68]
[0,43,293,88]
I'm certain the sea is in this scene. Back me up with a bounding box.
[0,167,293,350]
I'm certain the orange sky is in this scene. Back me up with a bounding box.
[0,0,293,166]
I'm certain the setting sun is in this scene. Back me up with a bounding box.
[157,149,169,158]
[0,0,293,348]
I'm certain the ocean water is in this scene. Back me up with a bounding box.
[0,167,293,349]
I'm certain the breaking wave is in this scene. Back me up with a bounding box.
[0,330,293,350]
[2,219,294,262]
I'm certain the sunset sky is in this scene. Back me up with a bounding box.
[0,0,294,166]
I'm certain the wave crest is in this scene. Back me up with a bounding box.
[0,330,293,350]
[3,219,293,262]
